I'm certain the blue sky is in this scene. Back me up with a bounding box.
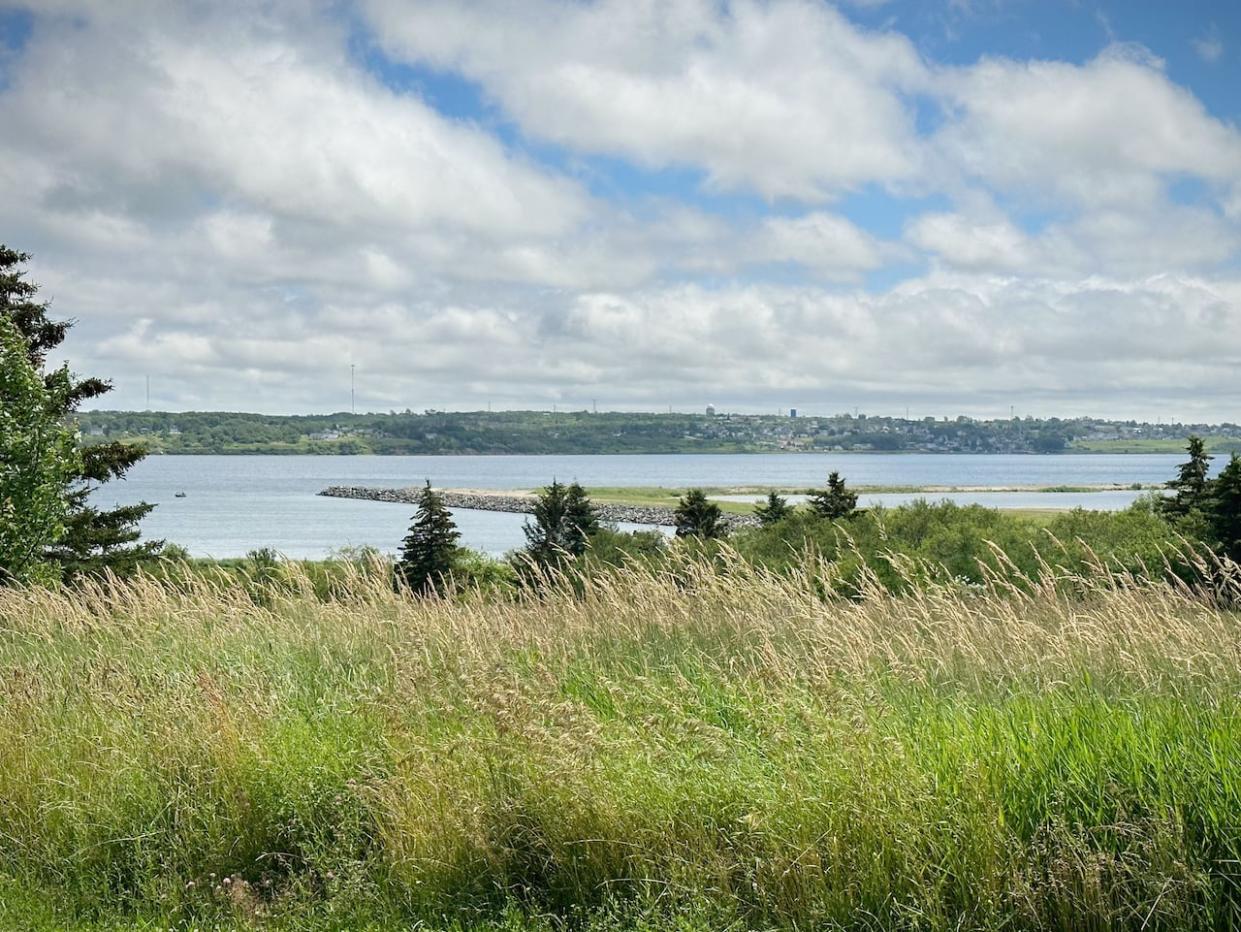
[350,0,1241,234]
[1,1,1239,418]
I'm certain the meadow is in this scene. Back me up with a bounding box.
[1,551,1239,930]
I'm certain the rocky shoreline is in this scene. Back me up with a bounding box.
[318,486,759,530]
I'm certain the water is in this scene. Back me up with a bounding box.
[94,453,1190,559]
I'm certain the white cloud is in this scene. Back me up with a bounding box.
[757,212,888,279]
[2,1,1240,419]
[362,0,929,200]
[1192,30,1224,64]
[934,45,1241,210]
[909,200,1241,279]
[0,2,598,279]
[907,209,1035,273]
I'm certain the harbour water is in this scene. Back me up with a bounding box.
[94,453,1191,558]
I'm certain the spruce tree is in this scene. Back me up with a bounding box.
[1,246,161,576]
[522,479,600,567]
[674,488,725,539]
[754,491,792,526]
[1161,435,1212,521]
[808,471,858,520]
[523,479,570,568]
[1208,453,1241,564]
[562,481,600,557]
[396,481,460,595]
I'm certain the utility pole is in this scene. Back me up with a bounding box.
[350,364,356,415]
[145,375,150,411]
[593,398,597,414]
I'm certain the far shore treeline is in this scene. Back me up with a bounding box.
[75,408,1241,456]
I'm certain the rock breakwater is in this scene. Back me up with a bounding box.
[318,486,759,530]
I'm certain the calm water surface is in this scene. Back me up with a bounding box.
[95,453,1190,559]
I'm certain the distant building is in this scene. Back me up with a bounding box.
[705,404,716,416]
[789,408,797,418]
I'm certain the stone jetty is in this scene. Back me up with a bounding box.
[318,486,759,530]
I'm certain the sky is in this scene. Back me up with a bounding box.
[1,0,1239,420]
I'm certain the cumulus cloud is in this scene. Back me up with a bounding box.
[361,0,930,200]
[933,45,1241,210]
[1,1,1239,418]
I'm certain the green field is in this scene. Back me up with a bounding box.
[1,557,1239,930]
[1071,437,1241,454]
[579,485,1154,518]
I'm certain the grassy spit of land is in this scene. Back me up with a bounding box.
[1,555,1240,930]
[443,485,1160,518]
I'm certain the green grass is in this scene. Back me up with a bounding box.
[1,558,1240,929]
[1072,437,1241,454]
[585,486,1147,518]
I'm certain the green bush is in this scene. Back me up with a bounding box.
[733,500,1193,594]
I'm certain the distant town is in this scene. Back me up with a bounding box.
[74,409,1241,456]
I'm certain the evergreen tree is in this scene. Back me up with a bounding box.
[674,488,725,539]
[1208,454,1241,564]
[0,317,80,584]
[522,479,600,567]
[754,491,792,526]
[1,246,161,576]
[808,471,858,520]
[396,481,460,595]
[1161,435,1213,521]
[563,481,600,557]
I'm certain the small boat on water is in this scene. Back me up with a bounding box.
[174,491,187,498]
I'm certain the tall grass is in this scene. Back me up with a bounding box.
[0,553,1239,929]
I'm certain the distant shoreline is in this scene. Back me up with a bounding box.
[76,410,1241,458]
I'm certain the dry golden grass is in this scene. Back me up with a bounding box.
[0,552,1239,929]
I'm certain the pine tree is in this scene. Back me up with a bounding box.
[754,491,792,526]
[674,488,725,539]
[808,471,858,520]
[0,316,80,583]
[1,245,161,576]
[1161,435,1212,521]
[396,481,460,595]
[1208,453,1241,564]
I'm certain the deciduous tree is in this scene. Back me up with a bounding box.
[1,245,161,576]
[0,316,80,584]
